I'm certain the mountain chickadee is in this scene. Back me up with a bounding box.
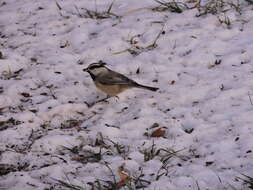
[83,61,159,96]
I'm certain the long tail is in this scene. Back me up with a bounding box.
[136,83,159,91]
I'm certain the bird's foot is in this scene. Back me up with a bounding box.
[85,96,111,108]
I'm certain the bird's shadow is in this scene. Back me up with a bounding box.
[84,95,119,108]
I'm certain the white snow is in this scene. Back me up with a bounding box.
[0,0,253,189]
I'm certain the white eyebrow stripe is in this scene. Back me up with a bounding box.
[88,63,103,68]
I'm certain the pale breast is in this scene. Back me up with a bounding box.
[95,82,131,96]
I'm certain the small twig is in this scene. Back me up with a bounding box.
[55,1,62,10]
[103,162,117,184]
[52,155,68,163]
[248,92,253,106]
[49,88,57,99]
[52,177,84,190]
[113,26,165,56]
[107,0,115,13]
[105,123,120,129]
[195,180,200,190]
[112,49,129,55]
[45,84,57,99]
[148,25,165,48]
[74,5,83,18]
[236,173,253,188]
[152,0,187,13]
[73,2,121,20]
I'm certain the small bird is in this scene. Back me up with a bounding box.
[83,61,159,96]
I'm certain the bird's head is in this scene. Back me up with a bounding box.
[83,60,109,76]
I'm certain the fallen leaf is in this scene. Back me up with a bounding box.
[116,163,130,187]
[118,163,129,181]
[116,180,127,188]
[151,127,166,137]
[71,156,84,161]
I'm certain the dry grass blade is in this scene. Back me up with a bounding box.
[146,26,165,49]
[74,2,121,20]
[0,117,22,131]
[237,173,253,189]
[152,0,185,13]
[55,1,62,10]
[103,162,117,185]
[158,148,188,163]
[107,1,114,13]
[195,180,200,190]
[248,92,253,106]
[74,5,83,18]
[113,27,164,56]
[196,0,242,17]
[217,13,231,29]
[54,178,84,190]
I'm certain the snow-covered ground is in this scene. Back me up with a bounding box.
[0,0,253,189]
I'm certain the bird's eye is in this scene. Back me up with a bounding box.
[98,60,106,66]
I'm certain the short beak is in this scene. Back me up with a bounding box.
[83,68,88,72]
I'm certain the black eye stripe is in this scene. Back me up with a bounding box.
[88,65,103,70]
[87,61,106,70]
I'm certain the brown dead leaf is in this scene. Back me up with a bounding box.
[116,163,129,187]
[118,163,129,181]
[116,180,127,188]
[151,127,166,137]
[71,156,84,162]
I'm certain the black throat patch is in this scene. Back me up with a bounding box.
[88,71,96,80]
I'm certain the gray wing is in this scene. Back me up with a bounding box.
[97,71,137,86]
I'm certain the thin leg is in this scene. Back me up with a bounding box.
[85,95,111,108]
[96,95,111,103]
